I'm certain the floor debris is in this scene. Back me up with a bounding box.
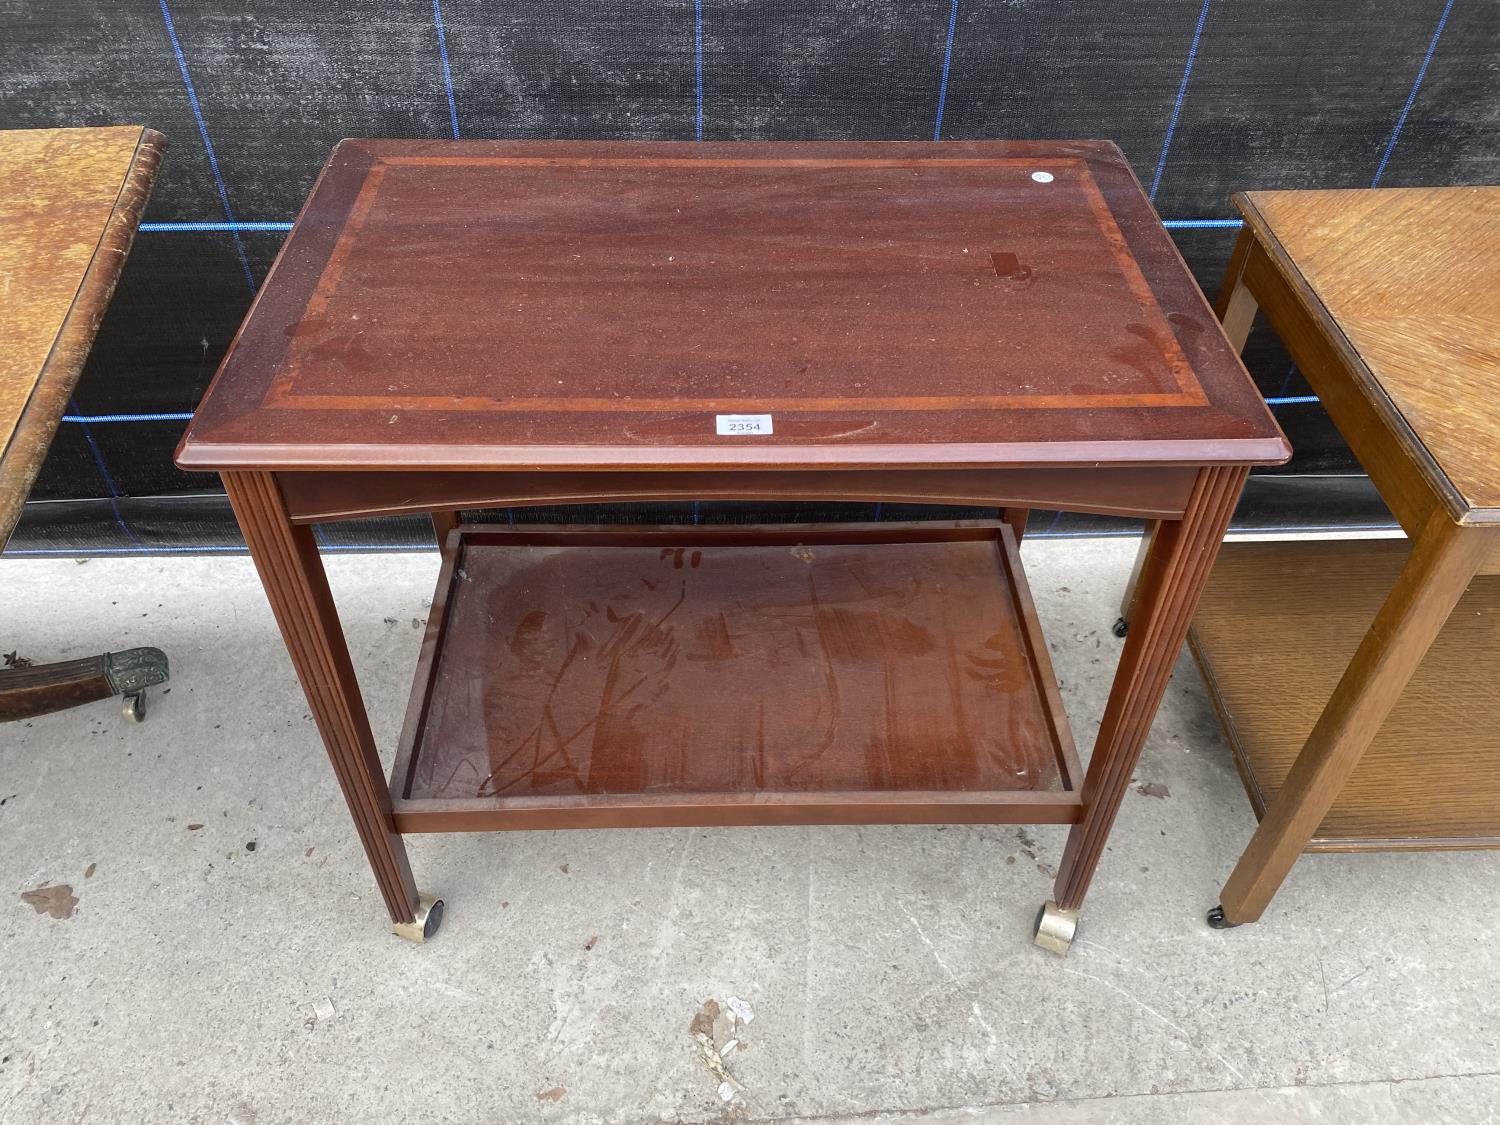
[690,997,753,1108]
[20,884,77,919]
[303,997,337,1027]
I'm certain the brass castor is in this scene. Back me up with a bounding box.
[1032,899,1079,955]
[1207,904,1242,930]
[1112,616,1129,638]
[392,893,444,943]
[122,691,146,722]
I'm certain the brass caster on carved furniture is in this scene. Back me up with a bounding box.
[1207,905,1242,930]
[1112,616,1129,638]
[392,893,444,943]
[1033,900,1079,955]
[112,647,168,723]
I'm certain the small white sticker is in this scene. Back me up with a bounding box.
[716,414,773,436]
[1031,171,1054,183]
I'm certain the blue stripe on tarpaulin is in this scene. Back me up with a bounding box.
[157,0,255,292]
[432,0,461,139]
[61,412,195,424]
[932,0,961,140]
[140,221,294,233]
[1162,218,1242,230]
[1149,0,1213,202]
[1372,0,1457,187]
[0,522,1405,558]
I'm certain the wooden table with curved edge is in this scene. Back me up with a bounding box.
[0,126,170,724]
[1181,187,1500,929]
[175,140,1288,948]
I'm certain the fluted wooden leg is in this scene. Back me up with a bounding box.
[224,470,420,927]
[1052,465,1249,915]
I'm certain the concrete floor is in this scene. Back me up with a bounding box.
[2,537,1498,1124]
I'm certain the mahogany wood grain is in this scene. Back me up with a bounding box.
[222,471,420,926]
[1218,511,1497,922]
[1053,464,1249,912]
[1191,538,1500,849]
[274,466,1199,524]
[393,790,1083,834]
[0,126,164,545]
[390,521,1083,832]
[176,140,1287,473]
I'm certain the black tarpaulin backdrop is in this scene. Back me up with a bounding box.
[2,1,1496,552]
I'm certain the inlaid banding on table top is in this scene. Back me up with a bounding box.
[265,152,1204,415]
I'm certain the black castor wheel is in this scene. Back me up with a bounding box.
[1112,616,1129,638]
[422,897,445,940]
[1207,905,1241,930]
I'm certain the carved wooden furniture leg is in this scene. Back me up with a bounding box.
[1035,465,1249,952]
[0,648,168,723]
[1001,507,1030,545]
[223,471,441,942]
[1213,511,1494,926]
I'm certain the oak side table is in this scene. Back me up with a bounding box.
[1185,187,1500,927]
[0,126,169,723]
[176,140,1288,948]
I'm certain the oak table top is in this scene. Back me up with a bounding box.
[0,125,164,544]
[178,139,1287,473]
[1238,187,1500,521]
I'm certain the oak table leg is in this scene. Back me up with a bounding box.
[1214,228,1260,351]
[1214,511,1492,925]
[223,471,442,943]
[1034,465,1249,953]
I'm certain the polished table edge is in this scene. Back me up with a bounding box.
[175,437,1293,474]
